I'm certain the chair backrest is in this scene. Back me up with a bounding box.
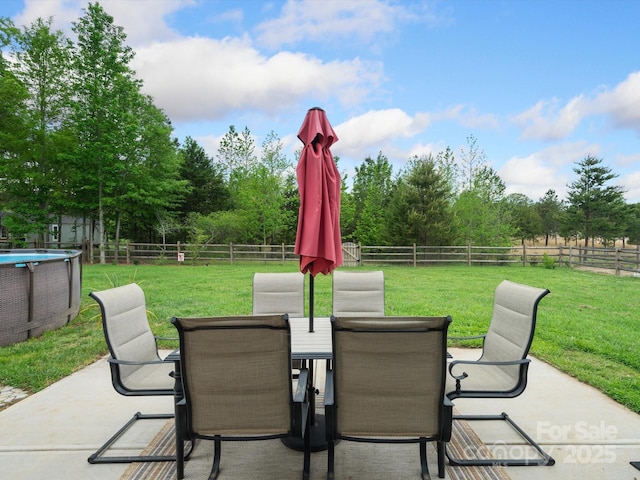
[331,316,451,438]
[253,272,305,317]
[172,315,293,436]
[332,270,384,317]
[480,280,550,380]
[90,283,160,380]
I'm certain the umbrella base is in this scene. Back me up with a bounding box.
[282,414,338,452]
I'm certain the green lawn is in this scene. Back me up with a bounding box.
[1,263,639,413]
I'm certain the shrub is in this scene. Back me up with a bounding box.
[542,253,555,269]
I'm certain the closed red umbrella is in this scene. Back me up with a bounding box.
[292,108,342,452]
[295,107,342,330]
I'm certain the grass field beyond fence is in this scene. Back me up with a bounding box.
[1,263,639,414]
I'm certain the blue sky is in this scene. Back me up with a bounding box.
[3,0,640,202]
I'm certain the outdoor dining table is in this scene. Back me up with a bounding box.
[289,316,332,361]
[286,317,332,451]
[166,317,333,451]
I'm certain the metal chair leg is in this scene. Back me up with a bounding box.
[326,441,335,480]
[419,439,431,479]
[446,412,555,467]
[88,411,175,464]
[208,438,221,480]
[437,441,446,478]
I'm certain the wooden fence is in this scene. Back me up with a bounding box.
[10,241,637,276]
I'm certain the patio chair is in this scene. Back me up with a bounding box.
[171,314,311,480]
[252,272,305,317]
[253,272,306,375]
[446,280,554,466]
[332,270,384,317]
[88,283,176,464]
[325,315,453,479]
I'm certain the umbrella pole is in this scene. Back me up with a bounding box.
[309,274,314,332]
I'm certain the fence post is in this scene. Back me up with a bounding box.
[615,248,621,276]
[126,242,130,265]
[282,243,285,265]
[569,246,573,268]
[522,244,526,267]
[558,245,563,267]
[229,243,233,265]
[413,243,417,268]
[467,243,471,266]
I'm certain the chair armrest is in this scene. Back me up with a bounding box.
[324,369,336,442]
[107,357,169,366]
[292,368,310,438]
[324,369,334,406]
[442,396,453,441]
[448,357,530,379]
[448,358,532,399]
[175,397,190,443]
[448,334,486,341]
[293,368,309,404]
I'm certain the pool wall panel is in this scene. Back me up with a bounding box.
[0,250,82,346]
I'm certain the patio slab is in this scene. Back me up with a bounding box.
[0,348,639,479]
[448,349,640,480]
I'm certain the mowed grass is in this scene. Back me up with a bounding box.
[1,262,639,413]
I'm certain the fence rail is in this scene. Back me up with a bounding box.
[3,241,639,276]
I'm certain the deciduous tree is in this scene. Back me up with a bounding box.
[115,95,187,255]
[506,193,542,245]
[0,17,72,245]
[0,20,29,222]
[69,2,139,263]
[453,136,512,246]
[351,152,394,245]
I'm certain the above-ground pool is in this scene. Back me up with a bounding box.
[0,250,82,346]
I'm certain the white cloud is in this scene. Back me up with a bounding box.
[406,142,440,160]
[214,8,244,25]
[333,109,431,158]
[257,0,394,49]
[500,154,560,200]
[94,0,193,46]
[620,171,640,204]
[437,105,500,130]
[616,152,640,168]
[132,36,383,121]
[331,105,500,164]
[513,96,588,141]
[512,71,640,142]
[499,141,600,201]
[591,71,640,133]
[195,133,223,159]
[13,0,190,45]
[13,0,82,33]
[255,0,448,49]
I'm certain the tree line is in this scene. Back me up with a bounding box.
[2,3,639,265]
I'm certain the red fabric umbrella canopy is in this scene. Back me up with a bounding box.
[294,107,343,276]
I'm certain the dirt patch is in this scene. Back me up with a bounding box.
[573,265,639,277]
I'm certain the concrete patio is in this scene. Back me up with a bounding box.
[1,348,639,479]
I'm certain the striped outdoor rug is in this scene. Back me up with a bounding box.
[121,418,511,480]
